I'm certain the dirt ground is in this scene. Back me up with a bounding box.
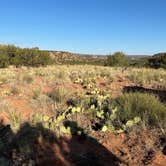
[0,73,165,166]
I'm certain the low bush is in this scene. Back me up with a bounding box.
[106,52,129,67]
[0,53,9,68]
[113,93,166,130]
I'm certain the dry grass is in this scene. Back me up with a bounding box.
[0,65,165,128]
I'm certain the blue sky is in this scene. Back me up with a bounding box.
[0,0,166,55]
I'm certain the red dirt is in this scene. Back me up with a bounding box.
[91,130,166,166]
[7,98,33,118]
[95,76,134,97]
[6,128,165,166]
[0,112,10,124]
[0,75,165,165]
[150,151,166,166]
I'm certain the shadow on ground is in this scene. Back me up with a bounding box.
[0,120,121,166]
[123,86,166,102]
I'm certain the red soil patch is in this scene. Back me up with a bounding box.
[96,76,134,97]
[91,130,166,166]
[6,97,34,120]
[0,112,10,124]
[150,151,166,166]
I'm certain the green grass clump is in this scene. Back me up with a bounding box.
[6,110,22,131]
[114,92,166,130]
[48,87,67,104]
[22,74,34,84]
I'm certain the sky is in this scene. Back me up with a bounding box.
[0,0,166,55]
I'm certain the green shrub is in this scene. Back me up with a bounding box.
[148,53,166,69]
[106,52,129,67]
[0,44,52,67]
[13,48,51,67]
[113,93,166,130]
[0,54,9,68]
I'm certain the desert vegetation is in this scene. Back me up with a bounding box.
[0,45,52,67]
[0,0,165,164]
[1,44,166,69]
[0,63,165,165]
[106,52,129,67]
[148,53,166,69]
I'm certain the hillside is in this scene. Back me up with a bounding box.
[49,51,81,63]
[49,51,107,64]
[49,50,150,64]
